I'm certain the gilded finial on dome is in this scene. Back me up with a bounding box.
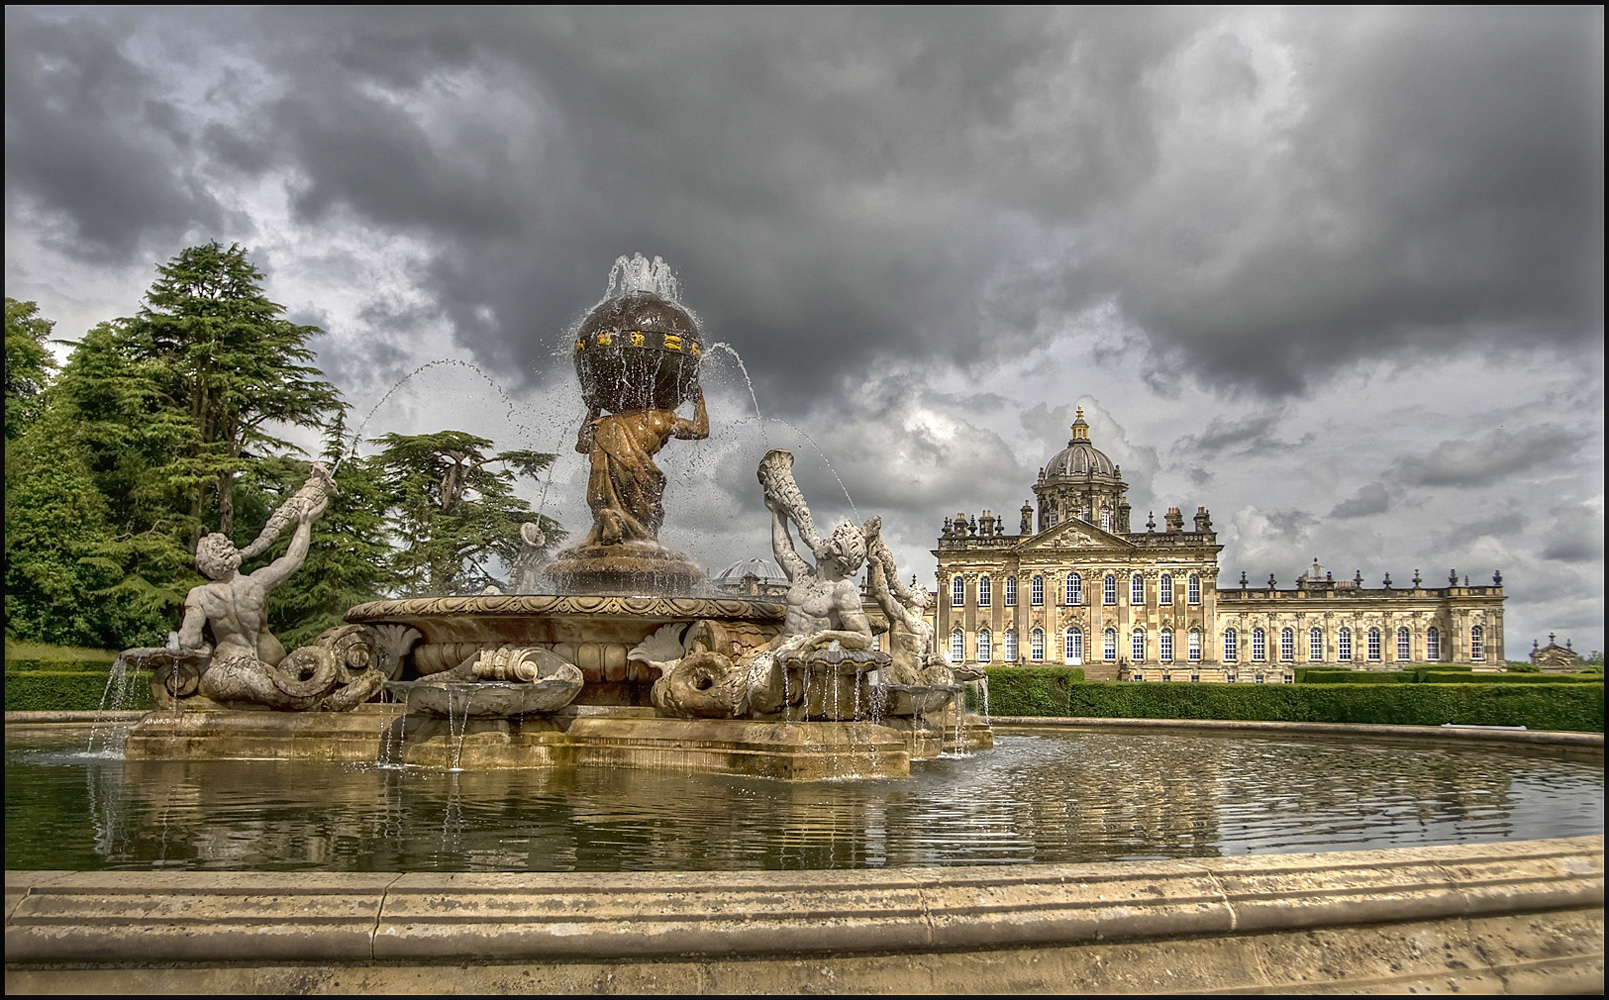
[1070,405,1089,442]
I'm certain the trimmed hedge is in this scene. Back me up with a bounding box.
[4,661,155,712]
[1297,670,1410,684]
[980,668,1603,732]
[1418,671,1602,684]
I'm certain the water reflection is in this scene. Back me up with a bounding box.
[5,730,1601,872]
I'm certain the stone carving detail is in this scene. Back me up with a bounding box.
[122,466,387,711]
[652,450,963,721]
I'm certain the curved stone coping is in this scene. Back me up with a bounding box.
[346,593,784,621]
[990,716,1606,746]
[5,836,1602,967]
[4,710,149,724]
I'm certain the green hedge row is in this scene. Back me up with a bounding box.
[4,663,155,712]
[969,667,1084,715]
[1295,666,1598,685]
[979,669,1604,732]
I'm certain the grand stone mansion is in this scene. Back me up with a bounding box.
[933,408,1507,682]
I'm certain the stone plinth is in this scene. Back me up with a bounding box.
[120,705,980,779]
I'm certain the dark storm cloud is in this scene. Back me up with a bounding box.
[1399,425,1575,487]
[1173,408,1311,457]
[3,10,227,259]
[1330,482,1390,519]
[6,7,1602,408]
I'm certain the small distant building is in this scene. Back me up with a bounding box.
[1530,634,1584,672]
[934,406,1507,682]
[711,557,789,597]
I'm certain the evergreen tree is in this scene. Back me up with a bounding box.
[375,431,563,595]
[125,241,343,540]
[5,297,57,440]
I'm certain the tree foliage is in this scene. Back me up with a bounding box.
[375,431,563,595]
[5,297,57,440]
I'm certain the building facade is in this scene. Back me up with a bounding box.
[934,408,1506,681]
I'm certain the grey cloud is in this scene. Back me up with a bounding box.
[1400,425,1574,487]
[1541,501,1605,563]
[1173,408,1310,458]
[1330,481,1390,519]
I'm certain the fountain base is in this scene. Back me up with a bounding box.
[544,541,705,594]
[123,704,993,779]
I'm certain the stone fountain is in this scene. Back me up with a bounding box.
[121,255,989,778]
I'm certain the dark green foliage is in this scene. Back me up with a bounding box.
[1296,669,1411,684]
[1419,671,1603,684]
[5,297,56,440]
[975,667,1084,714]
[375,430,562,595]
[4,661,155,711]
[1295,666,1596,685]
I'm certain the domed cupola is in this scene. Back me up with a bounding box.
[1030,406,1130,534]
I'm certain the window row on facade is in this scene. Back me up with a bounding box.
[946,623,1484,664]
[950,572,1203,609]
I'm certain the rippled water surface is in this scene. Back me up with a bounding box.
[5,727,1601,872]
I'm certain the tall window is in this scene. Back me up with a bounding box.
[1100,508,1112,531]
[1223,627,1239,663]
[1159,574,1173,606]
[1002,629,1018,662]
[1065,573,1082,605]
[1103,628,1117,661]
[1280,627,1295,662]
[1131,628,1146,662]
[1004,576,1017,607]
[1159,628,1174,663]
[1103,574,1117,605]
[977,628,992,663]
[1338,627,1353,661]
[1309,627,1323,662]
[1470,625,1485,661]
[1031,575,1044,606]
[1030,628,1045,662]
[951,576,964,608]
[1188,628,1202,662]
[1064,627,1082,663]
[1188,574,1201,605]
[1251,627,1267,662]
[949,629,964,663]
[1397,627,1411,661]
[1427,626,1441,661]
[1131,573,1145,605]
[977,576,991,608]
[1367,627,1382,661]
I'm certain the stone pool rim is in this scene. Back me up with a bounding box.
[5,714,1603,993]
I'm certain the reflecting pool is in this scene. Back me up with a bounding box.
[5,727,1601,872]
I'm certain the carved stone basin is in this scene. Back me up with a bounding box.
[384,679,584,719]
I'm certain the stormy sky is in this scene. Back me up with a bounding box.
[6,7,1603,652]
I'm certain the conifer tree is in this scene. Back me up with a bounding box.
[4,297,57,440]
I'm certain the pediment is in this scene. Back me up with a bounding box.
[1017,519,1134,554]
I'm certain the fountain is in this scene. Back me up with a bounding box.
[119,254,988,779]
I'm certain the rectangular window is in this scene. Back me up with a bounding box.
[951,576,964,607]
[977,630,992,662]
[1427,628,1441,660]
[1367,629,1381,661]
[977,576,991,608]
[1030,630,1045,662]
[1004,577,1017,607]
[1131,630,1145,661]
[1309,628,1323,662]
[1251,630,1266,662]
[1470,626,1485,661]
[1338,630,1353,660]
[1103,575,1117,606]
[1280,629,1294,662]
[1131,575,1145,605]
[1159,575,1173,606]
[1224,630,1238,663]
[1188,575,1201,605]
[1002,629,1018,662]
[1188,630,1202,662]
[1159,631,1174,663]
[1065,574,1082,605]
[1103,630,1117,661]
[1031,576,1044,606]
[1397,629,1411,661]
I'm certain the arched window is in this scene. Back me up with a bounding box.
[1338,627,1353,661]
[1309,627,1323,662]
[1065,573,1082,605]
[1367,627,1382,661]
[949,629,964,663]
[977,628,992,663]
[977,575,991,608]
[1004,576,1017,607]
[1251,627,1267,662]
[1159,628,1174,663]
[1223,627,1239,663]
[1397,627,1411,661]
[1131,628,1146,662]
[1280,627,1295,662]
[1003,628,1018,662]
[1427,626,1441,661]
[1030,628,1045,662]
[1470,624,1485,661]
[1064,627,1083,663]
[1131,573,1145,606]
[1031,575,1044,606]
[1188,574,1201,605]
[1103,628,1117,661]
[1103,574,1117,605]
[1188,628,1202,662]
[1159,573,1173,606]
[951,576,964,608]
